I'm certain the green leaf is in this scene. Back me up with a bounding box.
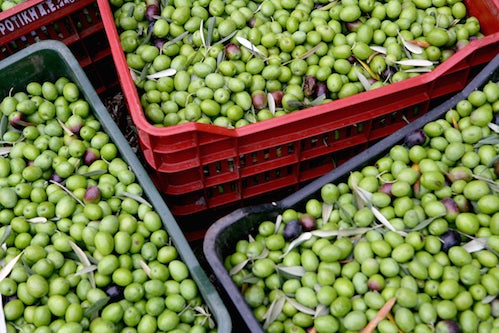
[83,296,110,317]
[27,217,48,223]
[263,292,285,329]
[355,68,371,91]
[146,68,177,80]
[69,241,95,288]
[206,17,216,48]
[229,259,250,276]
[322,203,333,225]
[0,251,23,282]
[274,215,282,234]
[462,238,488,253]
[280,232,313,258]
[310,227,375,238]
[0,225,12,246]
[285,296,316,315]
[398,31,423,54]
[117,191,152,207]
[74,265,98,277]
[276,265,306,278]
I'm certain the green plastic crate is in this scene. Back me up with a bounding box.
[0,40,232,332]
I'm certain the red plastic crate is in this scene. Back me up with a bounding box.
[98,0,499,216]
[0,0,118,97]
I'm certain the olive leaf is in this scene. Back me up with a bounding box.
[117,191,152,207]
[280,232,313,258]
[0,147,11,156]
[205,17,216,49]
[0,251,23,282]
[274,214,282,234]
[241,273,261,284]
[355,57,380,81]
[315,304,329,317]
[462,237,488,253]
[229,259,250,276]
[27,217,48,223]
[398,31,423,55]
[268,92,276,116]
[488,123,499,134]
[83,296,110,317]
[49,180,85,207]
[275,265,306,278]
[322,202,333,224]
[475,133,499,147]
[139,63,151,81]
[369,45,387,54]
[69,241,96,288]
[482,295,496,304]
[283,42,326,66]
[0,295,6,333]
[0,115,8,139]
[57,118,74,136]
[310,94,326,106]
[80,169,107,178]
[138,258,152,278]
[372,206,407,236]
[355,68,372,92]
[263,292,285,329]
[310,227,376,238]
[472,174,499,193]
[200,19,206,49]
[236,36,266,57]
[318,0,339,11]
[214,30,237,46]
[0,225,12,246]
[146,68,177,80]
[162,31,189,49]
[74,265,98,277]
[194,305,216,329]
[406,214,445,231]
[395,59,434,67]
[285,296,316,315]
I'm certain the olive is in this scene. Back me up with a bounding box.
[283,219,302,241]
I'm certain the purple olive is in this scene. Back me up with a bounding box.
[283,219,302,241]
[494,159,499,177]
[440,229,461,252]
[145,4,160,22]
[50,173,63,183]
[83,148,100,166]
[379,183,393,196]
[252,91,267,110]
[247,17,257,28]
[84,186,101,203]
[153,38,166,50]
[404,129,427,148]
[435,320,460,333]
[454,194,471,212]
[225,43,242,60]
[345,19,362,32]
[105,284,124,302]
[299,214,316,231]
[303,75,316,97]
[270,90,284,108]
[442,197,459,220]
[315,82,329,99]
[8,111,32,129]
